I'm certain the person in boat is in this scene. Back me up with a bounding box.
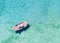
[13,21,28,31]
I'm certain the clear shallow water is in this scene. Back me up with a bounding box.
[0,0,60,43]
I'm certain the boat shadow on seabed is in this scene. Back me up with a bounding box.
[15,24,30,34]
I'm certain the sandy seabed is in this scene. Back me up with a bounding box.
[0,0,60,43]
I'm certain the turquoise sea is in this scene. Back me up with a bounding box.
[0,0,60,43]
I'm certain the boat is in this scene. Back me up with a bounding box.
[13,21,28,31]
